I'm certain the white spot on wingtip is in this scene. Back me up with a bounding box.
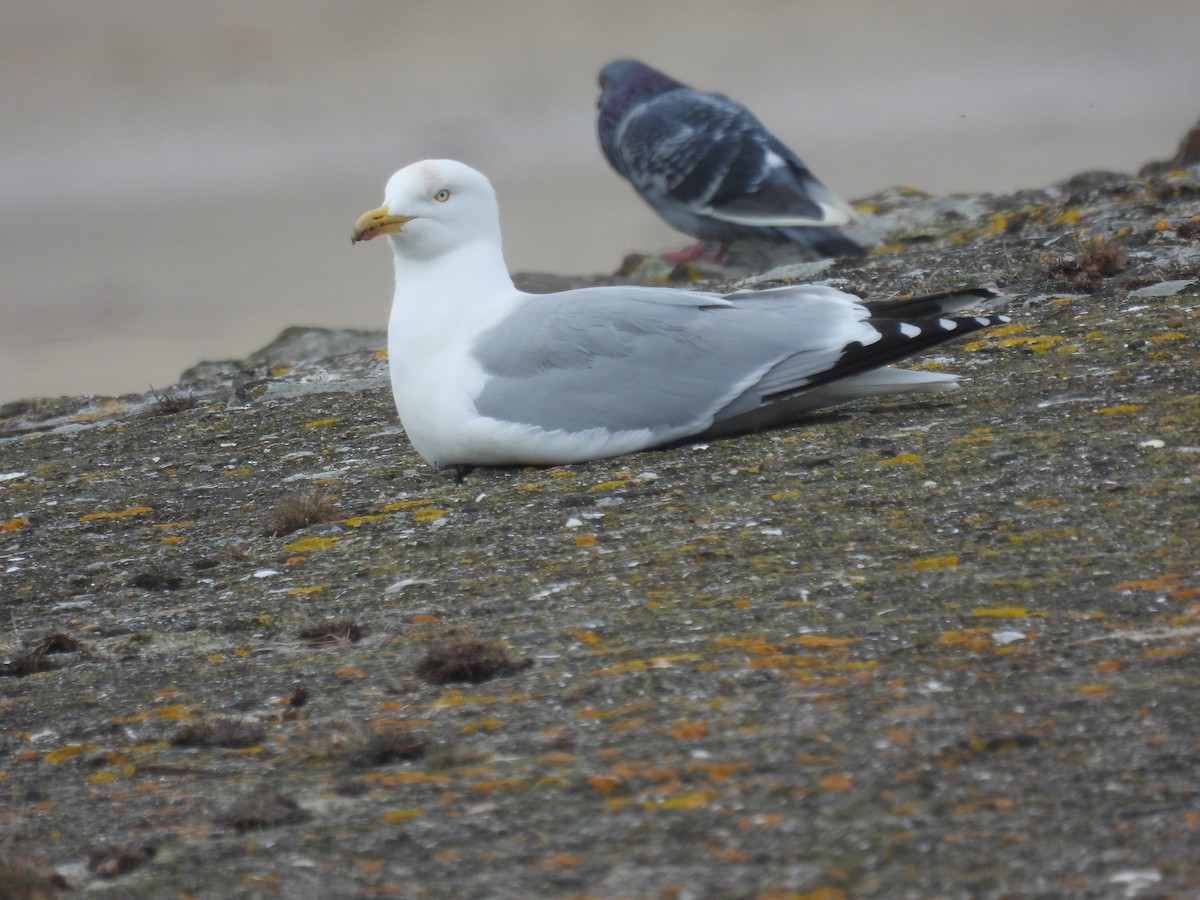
[937,318,958,331]
[899,323,922,338]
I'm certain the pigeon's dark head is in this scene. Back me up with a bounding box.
[596,60,683,164]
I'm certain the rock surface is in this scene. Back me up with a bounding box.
[1,152,1199,897]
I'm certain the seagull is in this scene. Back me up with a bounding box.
[352,160,1007,468]
[597,59,866,261]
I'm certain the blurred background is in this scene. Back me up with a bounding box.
[3,0,1199,400]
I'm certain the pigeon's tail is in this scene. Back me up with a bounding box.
[777,225,867,259]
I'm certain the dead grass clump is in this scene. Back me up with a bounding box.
[0,854,63,898]
[170,717,266,748]
[129,564,184,592]
[1041,237,1128,291]
[29,633,83,655]
[87,843,156,879]
[262,488,341,536]
[215,790,310,832]
[297,619,364,646]
[415,638,533,685]
[0,650,57,678]
[145,387,200,417]
[346,728,429,768]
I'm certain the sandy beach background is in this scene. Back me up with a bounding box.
[2,0,1198,401]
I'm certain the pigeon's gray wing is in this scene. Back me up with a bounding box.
[614,89,851,229]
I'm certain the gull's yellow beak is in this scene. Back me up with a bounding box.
[351,206,414,244]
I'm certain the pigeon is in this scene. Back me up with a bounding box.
[597,59,865,260]
[351,160,1008,468]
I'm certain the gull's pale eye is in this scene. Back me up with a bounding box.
[434,188,451,202]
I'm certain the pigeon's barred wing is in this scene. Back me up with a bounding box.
[615,90,845,228]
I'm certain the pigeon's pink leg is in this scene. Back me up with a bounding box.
[658,241,731,264]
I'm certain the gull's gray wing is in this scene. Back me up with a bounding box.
[470,284,1010,441]
[470,285,875,438]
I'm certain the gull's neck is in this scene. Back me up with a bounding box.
[391,234,515,300]
[387,233,522,362]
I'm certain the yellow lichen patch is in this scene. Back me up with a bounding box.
[645,790,716,810]
[574,534,597,548]
[460,718,502,733]
[995,335,1063,353]
[86,770,118,784]
[469,776,524,792]
[335,666,365,678]
[222,467,251,476]
[818,773,854,790]
[770,490,803,500]
[412,507,448,522]
[343,514,385,526]
[986,323,1028,337]
[1150,331,1187,342]
[970,605,1045,617]
[593,660,648,675]
[80,505,152,522]
[790,635,858,648]
[589,477,630,491]
[986,212,1008,234]
[269,365,295,376]
[303,417,342,427]
[912,555,958,570]
[372,347,388,360]
[382,809,423,822]
[1053,208,1087,225]
[546,468,577,478]
[282,535,339,551]
[665,720,708,739]
[67,406,125,422]
[566,629,603,646]
[1076,683,1113,695]
[1114,573,1184,591]
[1094,404,1143,415]
[2,517,27,531]
[153,704,196,720]
[286,585,324,595]
[44,743,98,763]
[880,452,920,465]
[949,435,993,445]
[379,499,435,512]
[711,635,778,656]
[938,629,992,651]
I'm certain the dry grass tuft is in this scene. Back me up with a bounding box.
[262,488,341,536]
[416,638,533,685]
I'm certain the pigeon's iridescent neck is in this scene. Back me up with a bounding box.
[597,61,682,165]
